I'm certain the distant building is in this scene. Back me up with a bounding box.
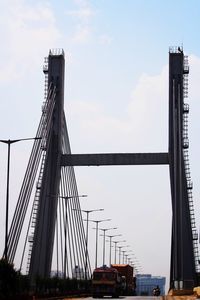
[136,274,166,296]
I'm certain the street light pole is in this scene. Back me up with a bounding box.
[0,137,41,260]
[112,240,126,264]
[122,250,126,264]
[106,234,121,266]
[118,246,122,264]
[118,245,129,264]
[124,250,133,264]
[73,208,104,280]
[58,195,87,279]
[85,211,89,279]
[113,241,119,264]
[90,219,111,269]
[99,227,117,266]
[84,209,104,280]
[125,254,128,264]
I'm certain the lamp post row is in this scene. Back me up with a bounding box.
[99,227,117,266]
[106,234,122,266]
[90,219,111,268]
[50,196,139,277]
[82,209,104,280]
[80,211,138,277]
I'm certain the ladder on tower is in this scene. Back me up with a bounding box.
[26,148,46,274]
[182,55,200,273]
[26,56,50,274]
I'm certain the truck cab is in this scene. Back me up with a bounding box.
[92,265,122,298]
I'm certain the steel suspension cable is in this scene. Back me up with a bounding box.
[8,136,42,261]
[58,191,64,275]
[60,119,84,276]
[8,89,56,262]
[8,86,56,262]
[60,160,76,272]
[62,124,86,274]
[61,126,84,273]
[8,83,54,250]
[62,115,90,276]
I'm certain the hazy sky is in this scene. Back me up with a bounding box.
[0,0,200,288]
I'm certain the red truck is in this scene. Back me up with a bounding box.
[92,265,122,298]
[111,264,136,295]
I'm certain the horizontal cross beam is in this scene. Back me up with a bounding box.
[61,152,169,166]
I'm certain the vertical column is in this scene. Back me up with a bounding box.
[29,50,65,283]
[168,47,196,290]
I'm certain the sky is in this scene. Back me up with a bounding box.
[0,0,200,290]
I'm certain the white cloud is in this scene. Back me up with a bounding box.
[68,54,199,154]
[65,0,95,44]
[0,1,61,83]
[98,34,113,45]
[128,65,168,147]
[71,24,91,43]
[73,0,89,6]
[68,64,168,152]
[67,7,95,21]
[189,55,200,100]
[66,1,113,46]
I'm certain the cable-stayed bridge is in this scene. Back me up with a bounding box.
[2,47,200,291]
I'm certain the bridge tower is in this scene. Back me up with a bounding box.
[5,49,89,284]
[169,47,199,290]
[28,50,65,281]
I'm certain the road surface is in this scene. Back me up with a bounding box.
[63,297,163,300]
